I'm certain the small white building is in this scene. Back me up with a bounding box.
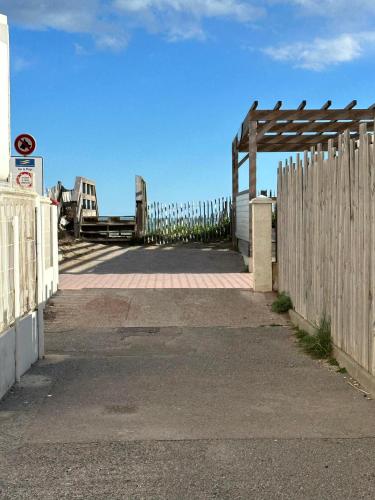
[0,14,59,399]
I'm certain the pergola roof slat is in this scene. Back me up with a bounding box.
[321,100,332,109]
[345,100,357,109]
[235,100,374,153]
[248,109,374,121]
[260,132,359,146]
[257,119,371,135]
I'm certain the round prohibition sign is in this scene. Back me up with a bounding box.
[14,133,36,156]
[16,171,33,188]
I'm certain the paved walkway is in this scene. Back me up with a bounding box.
[60,273,253,289]
[59,242,253,289]
[1,244,375,498]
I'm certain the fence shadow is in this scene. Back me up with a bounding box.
[61,243,246,275]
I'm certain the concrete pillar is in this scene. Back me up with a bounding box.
[0,14,10,181]
[250,196,273,292]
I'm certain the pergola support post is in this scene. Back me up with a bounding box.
[232,139,239,249]
[249,120,257,263]
[249,120,257,200]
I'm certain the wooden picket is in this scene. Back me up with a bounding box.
[144,197,232,244]
[278,125,375,375]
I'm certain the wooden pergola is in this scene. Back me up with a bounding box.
[233,100,375,199]
[232,100,375,248]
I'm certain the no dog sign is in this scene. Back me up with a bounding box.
[14,134,36,156]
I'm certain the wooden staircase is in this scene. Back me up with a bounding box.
[80,216,137,242]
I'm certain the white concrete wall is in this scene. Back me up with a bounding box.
[0,327,15,397]
[235,191,249,242]
[0,311,40,397]
[15,312,39,379]
[0,14,10,181]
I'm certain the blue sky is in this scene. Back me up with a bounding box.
[1,0,375,214]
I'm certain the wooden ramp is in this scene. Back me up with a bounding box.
[80,216,136,242]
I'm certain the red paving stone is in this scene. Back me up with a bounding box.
[59,273,254,290]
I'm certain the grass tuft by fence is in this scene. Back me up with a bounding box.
[144,197,232,244]
[272,292,293,313]
[295,316,332,360]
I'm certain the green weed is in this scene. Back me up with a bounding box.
[337,367,347,374]
[271,292,293,313]
[295,316,332,359]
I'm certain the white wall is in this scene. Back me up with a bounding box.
[0,328,15,397]
[0,187,59,400]
[0,312,40,397]
[0,14,10,181]
[235,191,249,242]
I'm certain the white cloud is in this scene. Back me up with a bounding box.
[291,0,375,15]
[12,55,33,72]
[0,0,101,33]
[113,0,262,22]
[112,0,264,41]
[0,0,128,51]
[95,33,128,51]
[264,32,375,70]
[2,0,375,70]
[0,0,263,49]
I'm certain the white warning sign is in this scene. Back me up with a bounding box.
[10,156,44,195]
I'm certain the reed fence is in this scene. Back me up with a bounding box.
[144,197,232,244]
[277,125,375,375]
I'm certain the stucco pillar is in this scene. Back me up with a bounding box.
[250,196,273,292]
[0,14,10,181]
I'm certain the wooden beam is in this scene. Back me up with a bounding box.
[273,101,282,110]
[257,119,371,136]
[321,100,332,109]
[241,107,370,140]
[260,132,360,147]
[232,139,239,247]
[257,135,360,152]
[248,109,375,121]
[240,101,259,140]
[285,100,330,140]
[238,153,249,168]
[259,143,332,153]
[345,100,357,109]
[257,120,278,141]
[249,121,257,200]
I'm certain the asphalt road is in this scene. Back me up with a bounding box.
[1,244,375,499]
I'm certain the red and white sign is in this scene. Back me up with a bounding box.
[14,134,36,156]
[16,171,33,189]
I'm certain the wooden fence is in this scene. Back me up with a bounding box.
[277,125,375,375]
[145,197,232,244]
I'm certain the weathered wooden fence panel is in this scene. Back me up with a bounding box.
[145,197,232,244]
[278,125,375,375]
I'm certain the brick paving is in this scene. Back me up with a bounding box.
[59,272,254,289]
